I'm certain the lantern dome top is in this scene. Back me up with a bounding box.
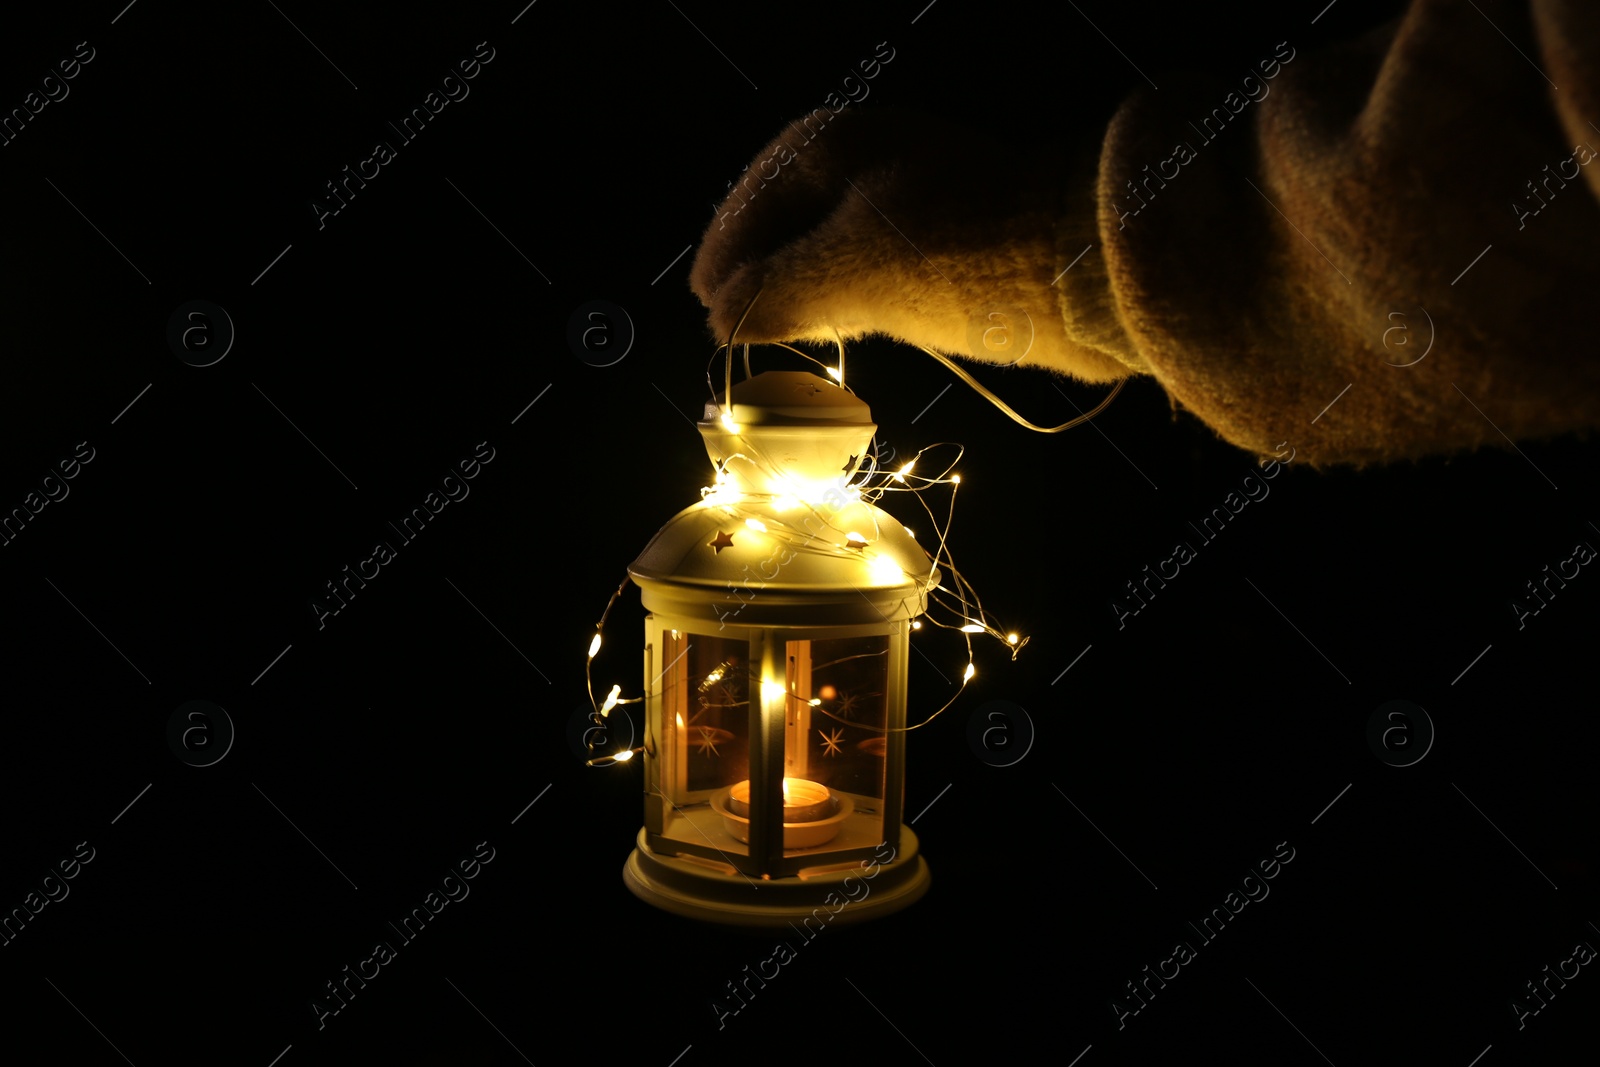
[628,495,935,626]
[698,371,876,493]
[700,370,872,426]
[630,371,936,627]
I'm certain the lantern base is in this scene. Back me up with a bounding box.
[622,826,931,928]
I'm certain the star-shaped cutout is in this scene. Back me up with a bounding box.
[842,455,858,474]
[708,531,735,554]
[819,727,845,757]
[695,727,721,757]
[833,690,872,720]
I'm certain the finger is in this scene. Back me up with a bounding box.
[690,109,957,308]
[706,186,967,348]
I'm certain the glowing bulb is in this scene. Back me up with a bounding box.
[911,619,922,630]
[745,518,768,533]
[600,684,620,716]
[772,494,800,512]
[959,623,986,633]
[808,698,822,706]
[587,633,602,659]
[826,365,842,381]
[907,528,915,538]
[760,679,786,701]
[868,555,903,583]
[613,749,635,762]
[1007,632,1019,645]
[720,409,739,433]
[845,532,867,546]
[963,663,976,682]
[894,460,915,483]
[675,712,684,727]
[782,779,791,800]
[702,464,744,507]
[951,474,961,484]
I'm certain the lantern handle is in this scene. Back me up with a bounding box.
[717,285,1124,432]
[722,286,765,404]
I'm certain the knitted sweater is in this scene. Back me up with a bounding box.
[689,1,1600,467]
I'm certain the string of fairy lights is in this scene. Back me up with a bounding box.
[579,310,1127,768]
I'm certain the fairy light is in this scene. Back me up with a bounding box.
[579,338,1083,769]
[867,554,904,584]
[581,576,648,766]
[586,746,644,767]
[682,422,1031,712]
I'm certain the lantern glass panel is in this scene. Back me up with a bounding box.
[783,633,887,850]
[657,629,751,855]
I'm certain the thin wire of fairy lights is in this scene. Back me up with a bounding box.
[581,289,1127,764]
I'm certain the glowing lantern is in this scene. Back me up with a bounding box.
[621,370,934,926]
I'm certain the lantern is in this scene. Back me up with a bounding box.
[621,369,934,926]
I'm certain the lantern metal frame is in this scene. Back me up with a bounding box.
[620,369,935,927]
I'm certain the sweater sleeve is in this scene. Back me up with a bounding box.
[1060,0,1600,467]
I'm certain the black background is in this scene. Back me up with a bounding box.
[1,1,1594,1065]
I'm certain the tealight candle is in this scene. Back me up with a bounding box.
[727,777,834,824]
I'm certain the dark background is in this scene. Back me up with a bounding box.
[1,1,1593,1064]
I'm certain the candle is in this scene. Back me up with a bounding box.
[727,777,834,824]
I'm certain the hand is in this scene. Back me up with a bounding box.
[689,108,1129,382]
